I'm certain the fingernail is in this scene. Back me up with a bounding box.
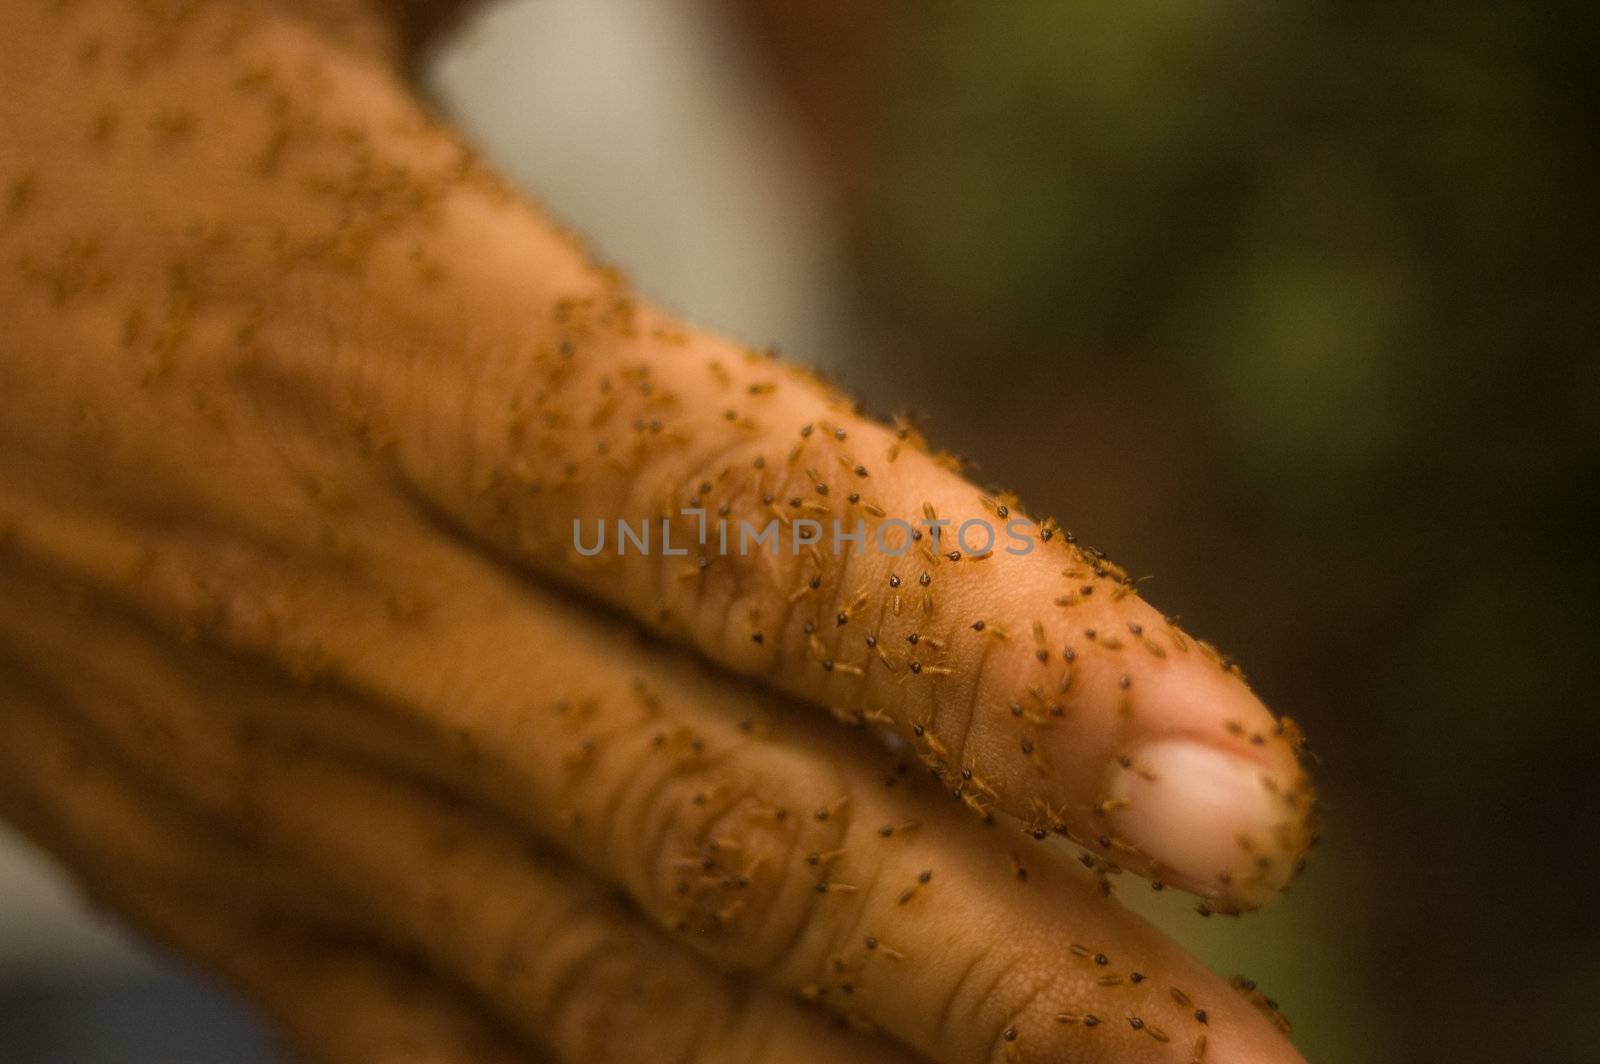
[1109,740,1293,905]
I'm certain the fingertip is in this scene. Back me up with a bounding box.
[1107,739,1307,907]
[1069,618,1316,908]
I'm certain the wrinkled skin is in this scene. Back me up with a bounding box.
[0,2,1315,1061]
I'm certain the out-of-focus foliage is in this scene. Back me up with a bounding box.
[797,3,1597,1061]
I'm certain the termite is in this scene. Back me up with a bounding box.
[895,868,934,905]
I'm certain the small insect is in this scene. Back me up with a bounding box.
[958,788,992,818]
[862,936,905,962]
[829,705,866,727]
[805,848,847,867]
[897,869,934,905]
[1230,977,1291,1033]
[919,727,950,758]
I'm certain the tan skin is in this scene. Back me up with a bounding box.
[0,2,1315,1061]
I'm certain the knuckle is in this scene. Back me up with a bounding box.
[929,627,1000,781]
[983,978,1053,1064]
[618,738,852,971]
[532,908,701,1061]
[624,757,815,964]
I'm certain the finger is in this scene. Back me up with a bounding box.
[144,906,538,1064]
[0,670,920,1064]
[400,306,1317,907]
[153,915,534,1064]
[62,879,533,1064]
[0,733,532,1064]
[3,533,1305,1063]
[267,720,1303,1064]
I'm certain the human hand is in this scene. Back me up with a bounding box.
[0,2,1315,1060]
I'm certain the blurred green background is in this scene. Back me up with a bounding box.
[728,3,1599,1061]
